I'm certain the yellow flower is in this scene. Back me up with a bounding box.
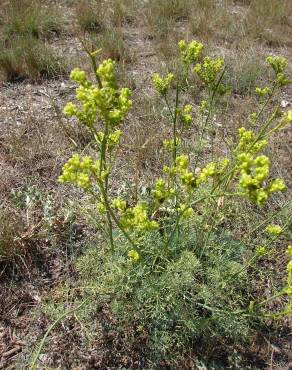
[265,224,282,235]
[128,249,140,262]
[152,73,174,95]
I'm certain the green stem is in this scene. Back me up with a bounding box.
[30,299,88,370]
[194,67,226,167]
[163,84,180,250]
[98,181,137,249]
[80,37,103,88]
[257,290,286,307]
[244,200,292,240]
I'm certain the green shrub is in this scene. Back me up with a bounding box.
[31,40,292,367]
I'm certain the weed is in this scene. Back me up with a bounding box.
[0,36,66,81]
[0,207,25,263]
[28,41,292,367]
[226,47,267,95]
[75,0,106,33]
[75,0,137,33]
[245,0,292,46]
[98,29,132,62]
[1,0,61,40]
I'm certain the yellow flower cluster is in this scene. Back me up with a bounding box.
[128,249,140,262]
[236,127,286,205]
[120,203,159,232]
[256,245,267,257]
[95,129,122,151]
[265,224,282,235]
[163,137,181,151]
[197,159,229,185]
[178,204,194,219]
[193,56,224,88]
[164,155,196,190]
[152,73,174,95]
[255,86,271,97]
[152,179,175,204]
[178,39,204,65]
[279,110,292,129]
[163,155,230,191]
[237,153,285,205]
[58,154,100,190]
[64,59,132,127]
[237,127,268,154]
[96,59,117,88]
[112,197,127,212]
[178,104,193,127]
[266,55,290,87]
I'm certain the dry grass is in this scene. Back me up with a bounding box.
[1,0,62,40]
[225,46,267,96]
[245,0,292,46]
[0,36,66,81]
[0,207,26,263]
[75,0,137,32]
[75,0,106,32]
[186,0,292,46]
[0,0,66,81]
[98,29,132,62]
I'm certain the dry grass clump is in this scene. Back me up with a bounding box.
[75,0,137,32]
[145,0,192,22]
[108,0,138,26]
[0,207,26,263]
[75,0,106,32]
[245,0,292,46]
[144,0,191,40]
[98,29,132,62]
[1,0,61,40]
[0,0,66,81]
[187,0,292,46]
[75,0,134,63]
[225,47,267,96]
[0,36,66,81]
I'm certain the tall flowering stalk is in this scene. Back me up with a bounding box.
[59,41,291,319]
[59,56,133,251]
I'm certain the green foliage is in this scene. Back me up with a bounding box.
[76,226,253,363]
[51,39,292,366]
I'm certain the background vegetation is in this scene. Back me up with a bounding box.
[0,0,291,368]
